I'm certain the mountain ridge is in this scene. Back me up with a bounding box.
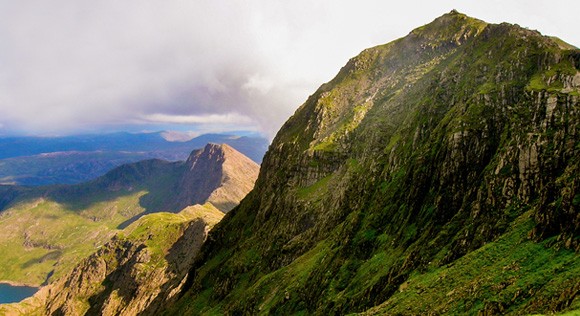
[0,143,259,289]
[0,132,268,186]
[161,11,579,315]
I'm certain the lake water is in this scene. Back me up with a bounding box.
[0,283,38,304]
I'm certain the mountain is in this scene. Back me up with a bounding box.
[0,132,268,186]
[0,144,259,287]
[5,10,580,316]
[176,143,262,212]
[145,11,578,315]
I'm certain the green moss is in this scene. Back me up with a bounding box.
[526,58,578,92]
[347,158,362,173]
[385,133,401,152]
[573,194,580,206]
[374,213,580,315]
[297,175,333,200]
[312,141,338,152]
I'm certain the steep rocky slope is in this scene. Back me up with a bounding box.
[157,11,580,315]
[0,143,259,287]
[0,204,223,316]
[176,143,261,212]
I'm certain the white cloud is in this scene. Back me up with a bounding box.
[0,0,577,138]
[242,74,274,95]
[142,113,254,125]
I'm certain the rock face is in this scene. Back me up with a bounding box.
[77,142,260,214]
[156,11,579,315]
[175,143,261,212]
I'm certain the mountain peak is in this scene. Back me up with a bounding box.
[202,142,235,154]
[181,143,260,212]
[409,9,487,44]
[188,143,255,166]
[167,11,580,315]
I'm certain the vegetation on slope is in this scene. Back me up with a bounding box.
[0,191,147,286]
[0,204,224,316]
[163,11,579,315]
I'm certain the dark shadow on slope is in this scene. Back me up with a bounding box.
[0,158,216,228]
[138,219,211,316]
[84,242,146,316]
[84,219,209,316]
[41,270,54,286]
[20,250,62,269]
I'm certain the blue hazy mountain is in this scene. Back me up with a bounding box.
[0,132,268,185]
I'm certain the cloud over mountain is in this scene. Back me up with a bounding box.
[0,1,577,137]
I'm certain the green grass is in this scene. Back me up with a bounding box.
[526,58,579,92]
[312,141,338,152]
[365,212,580,315]
[297,175,333,200]
[0,191,147,285]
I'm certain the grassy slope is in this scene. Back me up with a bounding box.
[176,213,579,315]
[0,191,147,285]
[121,203,225,263]
[362,212,579,315]
[0,159,183,286]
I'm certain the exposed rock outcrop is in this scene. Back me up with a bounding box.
[0,143,258,296]
[176,143,260,212]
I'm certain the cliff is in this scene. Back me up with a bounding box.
[6,10,579,315]
[175,143,261,212]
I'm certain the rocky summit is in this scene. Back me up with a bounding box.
[4,10,580,315]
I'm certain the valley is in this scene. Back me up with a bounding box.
[0,144,259,288]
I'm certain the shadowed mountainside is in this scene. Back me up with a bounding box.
[153,11,579,315]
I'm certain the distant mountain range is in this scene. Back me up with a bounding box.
[0,132,268,186]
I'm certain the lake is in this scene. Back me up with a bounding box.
[0,283,38,304]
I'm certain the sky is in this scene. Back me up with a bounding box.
[0,1,578,139]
